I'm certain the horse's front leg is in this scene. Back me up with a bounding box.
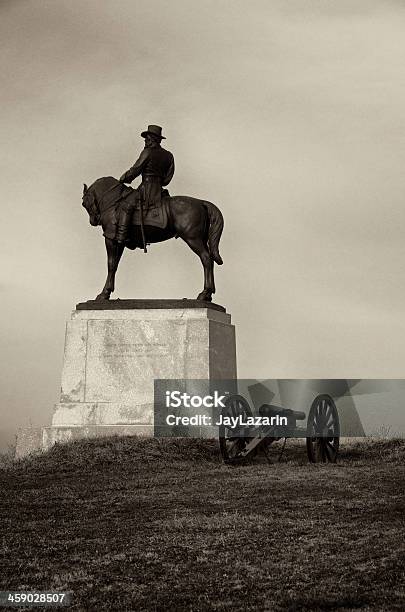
[95,238,124,301]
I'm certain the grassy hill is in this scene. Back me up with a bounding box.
[1,437,404,611]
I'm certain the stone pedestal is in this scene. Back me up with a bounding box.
[16,300,237,457]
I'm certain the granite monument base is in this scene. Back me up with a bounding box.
[16,300,237,457]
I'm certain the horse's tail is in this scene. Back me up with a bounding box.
[204,201,224,265]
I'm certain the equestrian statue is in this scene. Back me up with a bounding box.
[82,124,223,302]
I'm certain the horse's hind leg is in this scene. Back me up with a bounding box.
[95,238,124,301]
[182,237,215,302]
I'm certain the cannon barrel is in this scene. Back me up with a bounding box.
[259,404,306,422]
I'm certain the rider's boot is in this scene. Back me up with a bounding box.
[116,206,131,244]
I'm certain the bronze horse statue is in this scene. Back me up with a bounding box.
[82,177,224,302]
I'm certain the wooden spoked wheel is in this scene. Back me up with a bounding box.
[306,394,340,463]
[219,394,253,463]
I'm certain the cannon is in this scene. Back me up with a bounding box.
[218,393,340,464]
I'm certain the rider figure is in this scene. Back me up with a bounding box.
[116,125,175,244]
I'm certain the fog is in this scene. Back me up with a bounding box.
[1,0,405,448]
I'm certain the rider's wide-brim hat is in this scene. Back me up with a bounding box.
[141,124,166,139]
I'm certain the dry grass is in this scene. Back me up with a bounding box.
[0,437,404,611]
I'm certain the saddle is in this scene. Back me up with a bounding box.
[120,187,169,229]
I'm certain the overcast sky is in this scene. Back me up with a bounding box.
[1,0,405,446]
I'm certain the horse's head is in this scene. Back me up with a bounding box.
[82,182,100,226]
[82,177,121,226]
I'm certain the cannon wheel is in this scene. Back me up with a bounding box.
[306,394,340,463]
[219,394,253,463]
